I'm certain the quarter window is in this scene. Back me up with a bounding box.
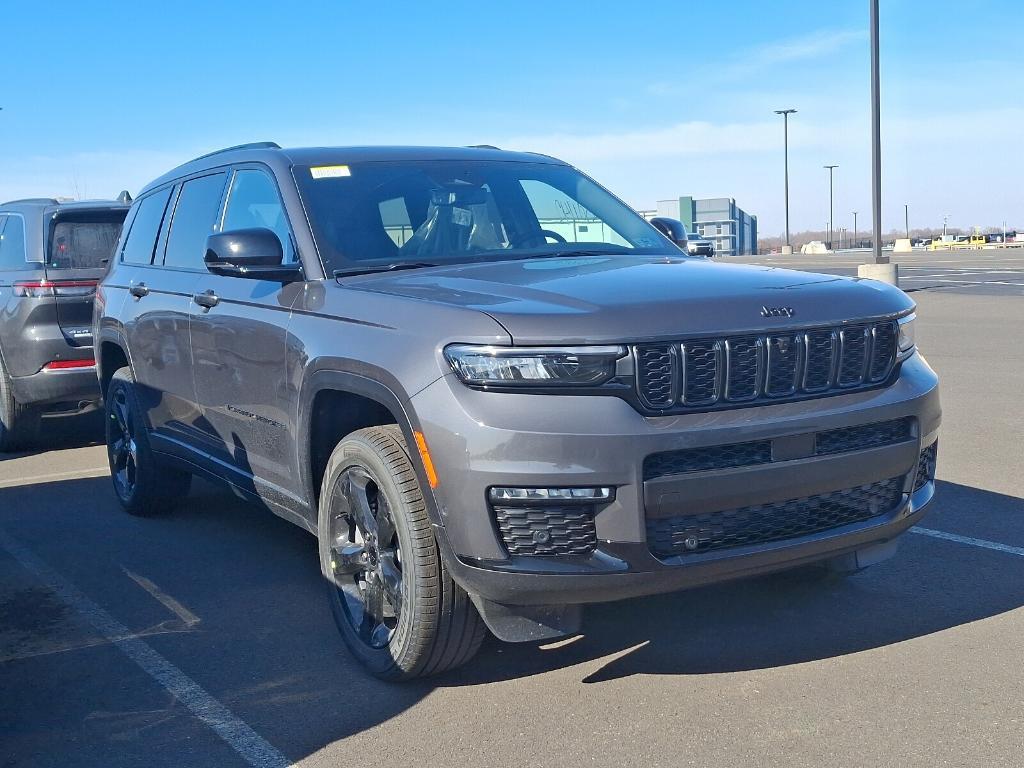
[122,188,173,265]
[0,215,27,270]
[222,170,292,259]
[163,173,227,269]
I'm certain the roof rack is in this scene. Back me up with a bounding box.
[2,197,60,205]
[189,141,281,163]
[466,144,501,150]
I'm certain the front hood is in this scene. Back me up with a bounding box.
[349,255,914,344]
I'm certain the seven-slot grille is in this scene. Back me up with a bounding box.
[635,320,899,411]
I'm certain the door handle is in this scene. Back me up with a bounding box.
[193,290,220,310]
[128,283,150,299]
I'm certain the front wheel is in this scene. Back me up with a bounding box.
[318,425,486,680]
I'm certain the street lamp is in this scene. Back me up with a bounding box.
[869,0,884,265]
[904,203,909,240]
[774,108,797,251]
[853,211,859,248]
[824,164,838,249]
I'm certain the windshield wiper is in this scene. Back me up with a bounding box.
[333,262,439,279]
[515,249,623,260]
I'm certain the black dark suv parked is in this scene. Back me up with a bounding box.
[0,197,129,450]
[96,143,939,680]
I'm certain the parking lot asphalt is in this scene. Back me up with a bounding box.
[2,251,1023,768]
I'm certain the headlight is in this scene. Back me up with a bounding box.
[445,344,626,387]
[897,313,916,359]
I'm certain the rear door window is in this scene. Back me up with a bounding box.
[0,214,27,269]
[122,188,173,265]
[163,173,227,269]
[48,212,127,270]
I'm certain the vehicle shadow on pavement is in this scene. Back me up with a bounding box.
[2,475,1022,762]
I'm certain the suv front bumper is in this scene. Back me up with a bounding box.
[411,352,940,607]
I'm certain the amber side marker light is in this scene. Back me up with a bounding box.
[413,430,439,488]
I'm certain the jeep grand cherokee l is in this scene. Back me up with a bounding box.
[95,143,940,679]
[0,196,129,450]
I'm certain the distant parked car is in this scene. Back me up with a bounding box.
[685,232,715,257]
[0,196,130,450]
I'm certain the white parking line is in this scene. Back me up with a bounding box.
[0,467,109,489]
[0,528,291,768]
[123,567,201,628]
[911,527,1024,557]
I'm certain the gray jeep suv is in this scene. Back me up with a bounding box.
[0,197,129,450]
[95,143,940,679]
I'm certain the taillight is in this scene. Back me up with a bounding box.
[13,279,98,298]
[42,358,96,371]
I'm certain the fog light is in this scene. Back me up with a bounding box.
[488,486,614,503]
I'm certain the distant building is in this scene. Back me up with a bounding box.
[648,196,758,257]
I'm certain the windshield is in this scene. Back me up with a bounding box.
[293,160,673,272]
[48,210,127,270]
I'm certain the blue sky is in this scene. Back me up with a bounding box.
[2,0,1021,235]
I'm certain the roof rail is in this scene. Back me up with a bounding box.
[466,144,501,150]
[2,197,60,205]
[189,141,281,163]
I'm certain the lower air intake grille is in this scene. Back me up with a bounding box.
[815,417,914,456]
[914,442,938,492]
[646,477,904,558]
[493,505,597,556]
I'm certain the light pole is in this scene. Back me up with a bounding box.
[853,211,859,248]
[774,108,797,251]
[869,0,884,264]
[943,214,950,238]
[905,203,910,240]
[824,164,838,249]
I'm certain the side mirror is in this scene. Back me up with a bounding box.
[650,217,688,249]
[204,228,302,282]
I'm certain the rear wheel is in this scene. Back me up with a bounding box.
[105,366,191,514]
[0,357,40,452]
[318,425,486,680]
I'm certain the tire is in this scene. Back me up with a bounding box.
[318,425,486,680]
[105,366,191,515]
[0,356,40,453]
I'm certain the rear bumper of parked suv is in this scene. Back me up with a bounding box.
[9,360,98,407]
[411,352,940,610]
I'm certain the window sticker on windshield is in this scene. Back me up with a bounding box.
[451,207,472,227]
[310,165,351,179]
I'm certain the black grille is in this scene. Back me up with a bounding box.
[634,320,899,412]
[683,341,721,403]
[914,442,938,492]
[647,477,904,558]
[725,337,761,400]
[644,440,772,480]
[803,330,835,390]
[838,326,869,385]
[493,505,597,556]
[815,417,914,456]
[644,417,914,481]
[636,344,675,408]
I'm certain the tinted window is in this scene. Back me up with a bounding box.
[164,174,226,269]
[122,189,172,265]
[222,170,292,259]
[293,160,670,273]
[0,215,27,270]
[49,212,127,270]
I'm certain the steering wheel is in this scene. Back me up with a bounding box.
[512,229,568,247]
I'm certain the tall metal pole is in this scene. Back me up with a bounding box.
[775,109,797,248]
[853,211,859,248]
[870,0,884,263]
[824,165,838,249]
[904,203,909,239]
